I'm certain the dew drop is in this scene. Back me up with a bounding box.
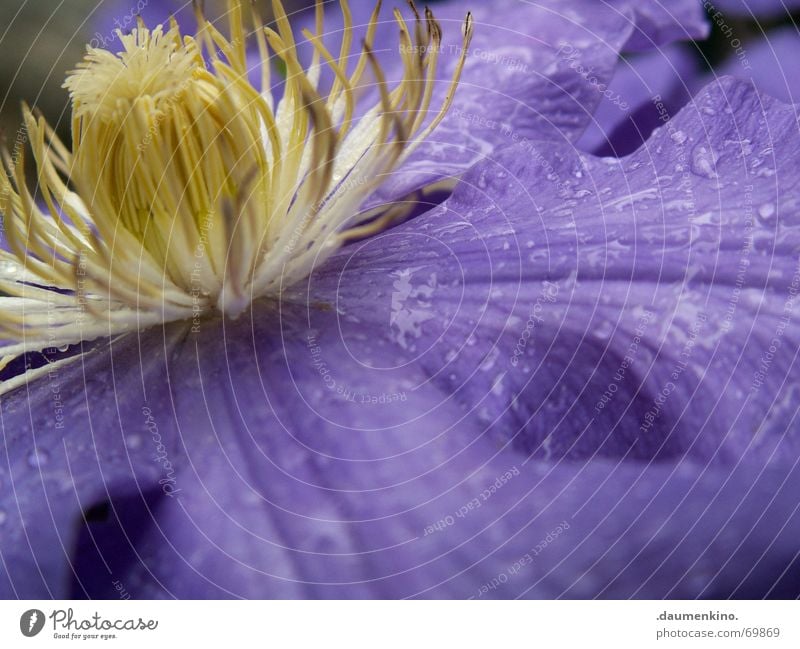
[0,509,6,526]
[477,406,492,424]
[757,202,776,223]
[125,434,143,450]
[0,261,18,276]
[690,145,719,179]
[27,448,50,468]
[670,130,687,145]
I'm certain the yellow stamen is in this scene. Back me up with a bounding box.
[0,0,473,391]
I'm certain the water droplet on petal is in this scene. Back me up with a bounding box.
[690,144,719,179]
[757,202,776,223]
[0,509,6,525]
[595,320,614,339]
[0,261,18,276]
[27,448,50,468]
[125,434,143,450]
[670,130,687,145]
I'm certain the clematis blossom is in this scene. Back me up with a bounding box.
[5,0,799,600]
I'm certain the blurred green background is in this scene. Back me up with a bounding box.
[0,1,102,140]
[0,0,290,144]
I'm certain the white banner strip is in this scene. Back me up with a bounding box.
[0,600,797,647]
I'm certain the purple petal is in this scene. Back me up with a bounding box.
[716,26,800,104]
[3,312,799,597]
[0,339,174,597]
[615,0,710,51]
[577,43,700,155]
[320,76,800,469]
[579,26,800,156]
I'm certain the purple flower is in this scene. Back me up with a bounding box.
[5,1,798,600]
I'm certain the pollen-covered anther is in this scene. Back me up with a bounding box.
[0,0,473,383]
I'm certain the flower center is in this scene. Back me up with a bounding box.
[0,0,472,380]
[65,23,201,123]
[67,23,270,314]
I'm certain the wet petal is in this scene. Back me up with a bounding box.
[368,0,709,204]
[318,76,800,468]
[577,44,700,155]
[0,337,175,597]
[617,0,710,51]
